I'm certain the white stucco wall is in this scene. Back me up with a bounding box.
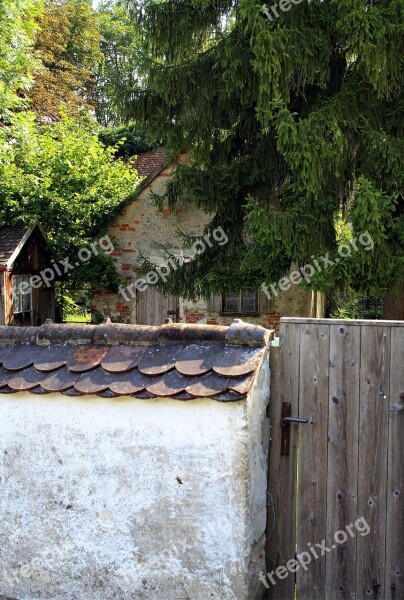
[0,360,270,600]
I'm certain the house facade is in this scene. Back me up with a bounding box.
[0,222,55,326]
[91,150,325,329]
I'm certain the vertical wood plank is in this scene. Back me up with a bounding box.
[326,323,360,599]
[385,326,404,599]
[296,323,329,599]
[266,324,300,600]
[356,326,390,599]
[136,286,145,324]
[0,273,4,324]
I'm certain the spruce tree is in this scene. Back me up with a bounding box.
[126,0,403,314]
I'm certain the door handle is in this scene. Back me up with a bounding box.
[281,416,309,427]
[280,402,309,456]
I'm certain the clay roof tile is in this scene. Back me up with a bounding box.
[0,320,272,401]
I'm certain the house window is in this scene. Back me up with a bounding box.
[222,290,258,315]
[12,275,32,314]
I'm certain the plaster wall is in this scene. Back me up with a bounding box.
[0,369,269,600]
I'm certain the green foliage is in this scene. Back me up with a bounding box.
[27,0,102,120]
[126,0,404,300]
[57,286,91,323]
[95,0,144,125]
[0,0,142,296]
[98,122,155,157]
[330,291,384,320]
[0,112,139,289]
[0,0,43,119]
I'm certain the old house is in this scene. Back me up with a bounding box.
[91,150,325,329]
[0,318,272,599]
[0,222,55,326]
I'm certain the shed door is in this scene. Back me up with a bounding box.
[136,286,178,326]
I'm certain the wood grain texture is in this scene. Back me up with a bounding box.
[326,324,360,600]
[385,326,404,599]
[266,325,300,600]
[281,318,404,328]
[356,326,390,600]
[296,323,330,599]
[137,286,178,325]
[269,320,404,600]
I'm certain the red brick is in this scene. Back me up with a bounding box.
[184,307,206,324]
[265,312,281,331]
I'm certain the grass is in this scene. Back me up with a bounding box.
[64,313,91,324]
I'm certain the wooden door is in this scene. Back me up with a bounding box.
[136,286,178,326]
[267,318,404,600]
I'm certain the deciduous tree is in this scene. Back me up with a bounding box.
[94,0,144,125]
[0,0,42,120]
[0,112,139,288]
[27,0,102,120]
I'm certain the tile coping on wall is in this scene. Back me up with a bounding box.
[0,319,273,401]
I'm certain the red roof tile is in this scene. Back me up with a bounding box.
[0,319,272,400]
[130,148,167,178]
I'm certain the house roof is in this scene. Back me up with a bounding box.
[0,221,50,271]
[131,148,167,178]
[0,319,272,400]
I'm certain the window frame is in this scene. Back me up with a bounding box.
[12,275,33,315]
[221,289,259,316]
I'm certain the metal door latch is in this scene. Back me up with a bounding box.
[280,402,308,456]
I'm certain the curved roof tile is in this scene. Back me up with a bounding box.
[0,320,272,400]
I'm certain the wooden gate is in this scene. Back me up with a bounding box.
[267,318,404,600]
[136,286,178,325]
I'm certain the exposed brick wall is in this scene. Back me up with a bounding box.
[92,160,210,324]
[183,306,206,324]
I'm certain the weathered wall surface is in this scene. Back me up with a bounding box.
[0,382,269,599]
[91,157,210,324]
[91,157,318,329]
[202,289,315,331]
[245,350,271,599]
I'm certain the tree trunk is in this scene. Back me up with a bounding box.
[383,280,404,320]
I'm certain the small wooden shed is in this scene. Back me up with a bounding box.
[0,222,55,326]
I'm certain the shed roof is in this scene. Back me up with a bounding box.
[0,319,272,400]
[0,221,50,271]
[0,225,28,269]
